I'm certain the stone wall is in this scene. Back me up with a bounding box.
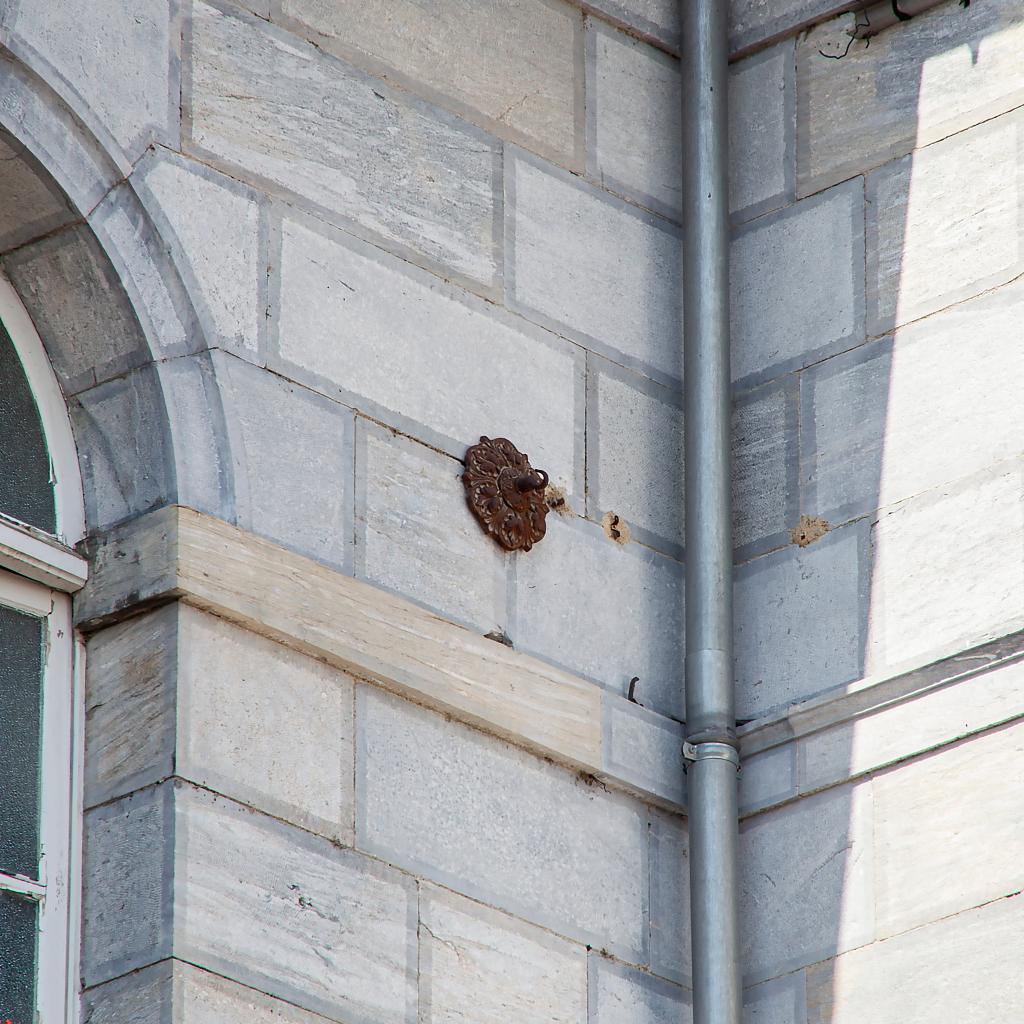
[0,0,1022,1020]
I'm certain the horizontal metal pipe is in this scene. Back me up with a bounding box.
[849,0,953,38]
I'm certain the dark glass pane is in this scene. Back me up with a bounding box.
[0,892,37,1023]
[0,605,43,878]
[0,320,55,534]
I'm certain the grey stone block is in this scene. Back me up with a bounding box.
[507,151,682,384]
[82,961,171,1024]
[139,151,263,359]
[2,0,178,162]
[354,420,506,635]
[83,784,174,986]
[0,128,75,254]
[740,780,874,984]
[744,973,807,1024]
[803,278,1024,524]
[3,224,150,396]
[356,686,649,960]
[734,524,866,719]
[420,885,588,1024]
[278,0,582,168]
[648,810,689,985]
[866,464,1024,676]
[872,720,1024,939]
[70,364,175,531]
[806,893,1024,1024]
[589,955,690,1024]
[177,785,417,1024]
[731,178,864,388]
[603,698,685,808]
[797,0,1024,196]
[177,605,356,844]
[215,351,353,571]
[273,214,582,494]
[512,514,684,721]
[583,0,678,50]
[866,108,1024,337]
[84,606,177,809]
[729,0,840,55]
[187,0,499,287]
[739,744,797,817]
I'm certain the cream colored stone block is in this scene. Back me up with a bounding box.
[798,0,1024,195]
[420,887,587,1024]
[279,0,581,167]
[872,721,1024,938]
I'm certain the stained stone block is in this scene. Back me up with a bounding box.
[279,0,581,167]
[648,811,689,985]
[187,0,499,286]
[0,130,75,254]
[797,0,1024,195]
[274,216,581,492]
[589,956,690,1024]
[866,109,1024,336]
[357,686,649,960]
[420,886,587,1024]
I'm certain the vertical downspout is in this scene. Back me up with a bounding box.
[680,2,742,1024]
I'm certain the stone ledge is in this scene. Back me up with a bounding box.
[75,504,686,813]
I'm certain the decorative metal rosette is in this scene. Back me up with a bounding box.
[462,436,550,552]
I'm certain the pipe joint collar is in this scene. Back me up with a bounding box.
[682,740,740,769]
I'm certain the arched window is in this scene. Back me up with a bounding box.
[0,274,86,1024]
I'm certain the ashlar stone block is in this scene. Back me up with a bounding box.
[797,0,1024,195]
[187,0,498,286]
[275,216,581,492]
[589,956,690,1024]
[0,129,75,254]
[356,686,649,960]
[420,886,587,1024]
[355,421,506,635]
[866,108,1024,335]
[279,0,581,167]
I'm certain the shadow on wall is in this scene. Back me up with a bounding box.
[739,2,1024,1021]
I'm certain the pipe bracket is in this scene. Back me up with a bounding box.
[682,741,740,769]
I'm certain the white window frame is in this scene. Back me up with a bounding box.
[0,272,87,1024]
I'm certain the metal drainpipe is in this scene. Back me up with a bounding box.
[679,1,741,1023]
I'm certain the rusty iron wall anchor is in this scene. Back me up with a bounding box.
[462,436,550,552]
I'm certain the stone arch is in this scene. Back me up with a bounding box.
[0,47,234,536]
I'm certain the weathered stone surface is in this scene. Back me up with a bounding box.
[729,41,793,221]
[866,465,1024,674]
[0,129,75,253]
[590,364,683,553]
[648,811,689,985]
[587,23,681,216]
[188,0,498,286]
[584,0,678,50]
[279,0,580,167]
[803,278,1024,524]
[178,785,417,1024]
[872,721,1024,939]
[2,0,177,161]
[734,525,864,719]
[591,363,796,557]
[357,686,649,960]
[730,0,841,55]
[141,152,262,358]
[84,606,177,809]
[420,886,587,1024]
[178,605,355,843]
[739,744,797,817]
[508,153,681,383]
[866,109,1024,335]
[83,785,172,986]
[744,972,807,1024]
[603,699,685,808]
[274,216,581,491]
[798,0,1024,195]
[801,657,1024,796]
[215,352,353,570]
[589,956,690,1024]
[82,960,170,1024]
[70,365,174,530]
[355,422,506,635]
[731,178,863,387]
[806,893,1024,1024]
[3,224,150,396]
[740,781,874,984]
[513,514,684,720]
